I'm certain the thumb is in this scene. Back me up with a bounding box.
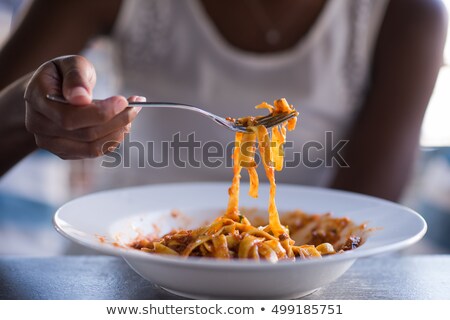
[53,55,97,106]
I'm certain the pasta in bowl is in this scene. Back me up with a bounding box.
[54,98,426,298]
[128,99,368,262]
[54,183,426,298]
[129,208,370,261]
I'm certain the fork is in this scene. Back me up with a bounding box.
[46,94,297,133]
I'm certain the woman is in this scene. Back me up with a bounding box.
[0,0,447,201]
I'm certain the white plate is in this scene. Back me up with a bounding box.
[54,183,426,299]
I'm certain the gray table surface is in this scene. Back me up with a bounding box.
[1,255,449,299]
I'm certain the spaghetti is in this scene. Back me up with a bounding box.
[130,99,367,261]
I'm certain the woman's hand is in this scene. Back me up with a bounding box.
[24,55,143,159]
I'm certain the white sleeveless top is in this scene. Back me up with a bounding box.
[96,0,389,189]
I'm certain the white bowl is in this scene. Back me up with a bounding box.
[54,183,426,299]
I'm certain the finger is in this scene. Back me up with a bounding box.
[35,127,128,160]
[128,95,146,104]
[25,106,55,136]
[26,104,141,142]
[127,95,145,115]
[24,61,61,104]
[52,55,97,105]
[72,106,140,142]
[32,94,129,130]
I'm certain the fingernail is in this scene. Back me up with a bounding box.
[134,96,145,113]
[67,87,89,100]
[125,124,132,132]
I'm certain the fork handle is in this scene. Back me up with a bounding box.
[128,101,199,109]
[46,94,208,113]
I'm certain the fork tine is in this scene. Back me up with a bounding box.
[254,113,274,122]
[233,113,272,127]
[270,113,296,126]
[256,113,289,126]
[259,112,296,128]
[255,114,285,126]
[218,117,247,132]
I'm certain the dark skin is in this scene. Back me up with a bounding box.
[200,0,327,52]
[0,0,447,201]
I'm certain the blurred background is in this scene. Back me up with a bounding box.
[0,0,449,256]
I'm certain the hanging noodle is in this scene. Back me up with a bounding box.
[130,98,368,262]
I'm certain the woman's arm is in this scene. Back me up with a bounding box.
[0,74,36,176]
[0,0,122,175]
[0,0,121,89]
[331,0,448,201]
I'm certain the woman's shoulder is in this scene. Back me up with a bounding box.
[384,0,447,32]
